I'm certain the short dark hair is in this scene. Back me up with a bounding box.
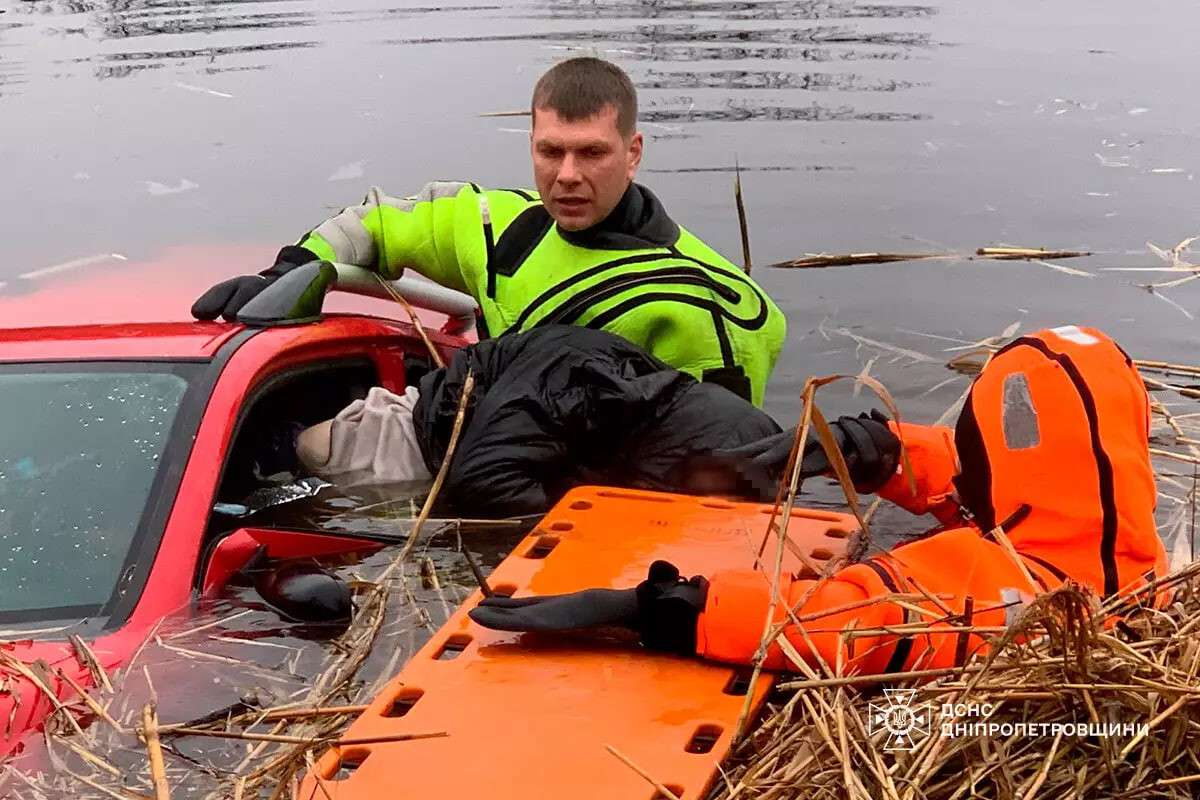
[531,57,638,137]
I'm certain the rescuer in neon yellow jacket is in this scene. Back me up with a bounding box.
[191,58,786,405]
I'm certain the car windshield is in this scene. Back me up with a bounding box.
[0,364,198,622]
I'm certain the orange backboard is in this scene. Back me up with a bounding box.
[300,487,858,800]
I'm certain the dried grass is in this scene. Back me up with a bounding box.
[710,566,1200,800]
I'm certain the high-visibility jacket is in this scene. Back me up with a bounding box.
[296,181,786,405]
[693,326,1169,673]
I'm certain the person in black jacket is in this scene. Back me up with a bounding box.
[290,325,898,516]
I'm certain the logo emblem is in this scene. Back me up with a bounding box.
[868,688,933,751]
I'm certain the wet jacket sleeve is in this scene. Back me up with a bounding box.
[295,182,530,297]
[877,421,962,524]
[694,565,905,673]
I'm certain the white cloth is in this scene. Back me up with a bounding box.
[315,386,432,485]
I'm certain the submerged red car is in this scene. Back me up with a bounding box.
[0,250,476,757]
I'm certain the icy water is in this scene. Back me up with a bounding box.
[4,0,1200,428]
[3,0,1200,790]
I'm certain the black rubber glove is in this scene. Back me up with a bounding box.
[468,560,708,655]
[714,410,900,493]
[191,246,316,322]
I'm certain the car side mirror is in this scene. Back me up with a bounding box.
[200,527,381,597]
[252,561,352,623]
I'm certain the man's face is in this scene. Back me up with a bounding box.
[531,104,643,231]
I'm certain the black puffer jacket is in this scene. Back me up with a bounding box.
[413,326,780,516]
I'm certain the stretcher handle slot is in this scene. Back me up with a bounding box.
[433,633,473,661]
[382,687,425,718]
[684,724,724,755]
[723,671,752,696]
[327,748,371,781]
[524,535,560,559]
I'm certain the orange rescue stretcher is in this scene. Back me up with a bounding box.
[300,487,858,800]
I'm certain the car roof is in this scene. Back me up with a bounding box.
[0,244,444,361]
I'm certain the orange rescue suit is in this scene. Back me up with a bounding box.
[694,326,1169,674]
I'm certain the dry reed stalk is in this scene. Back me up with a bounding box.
[392,369,475,568]
[53,667,124,733]
[604,744,682,800]
[0,653,86,737]
[62,766,146,800]
[258,705,369,722]
[164,727,447,746]
[734,161,752,274]
[772,252,948,269]
[459,535,494,597]
[139,705,171,800]
[164,610,252,641]
[975,247,1091,260]
[1136,359,1200,378]
[56,736,121,779]
[370,184,444,368]
[69,635,114,694]
[771,247,1089,270]
[375,276,445,368]
[419,557,453,620]
[733,376,821,740]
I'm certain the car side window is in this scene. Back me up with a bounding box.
[202,360,380,544]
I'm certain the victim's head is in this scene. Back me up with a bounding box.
[530,57,643,231]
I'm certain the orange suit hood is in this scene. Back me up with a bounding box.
[951,325,1161,597]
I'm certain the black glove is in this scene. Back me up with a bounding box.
[715,410,900,493]
[191,246,316,322]
[468,560,708,655]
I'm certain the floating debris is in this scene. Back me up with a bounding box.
[1094,152,1132,168]
[173,81,234,99]
[143,179,199,196]
[974,246,1092,260]
[772,251,945,269]
[1030,258,1094,278]
[772,247,1091,270]
[327,160,365,182]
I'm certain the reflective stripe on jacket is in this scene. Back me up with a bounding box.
[296,181,786,405]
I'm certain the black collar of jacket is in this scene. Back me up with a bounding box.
[557,183,681,250]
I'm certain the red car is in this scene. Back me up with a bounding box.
[0,249,474,758]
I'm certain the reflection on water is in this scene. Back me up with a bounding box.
[641,101,926,123]
[638,69,918,91]
[390,25,932,47]
[4,0,933,90]
[514,0,935,20]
